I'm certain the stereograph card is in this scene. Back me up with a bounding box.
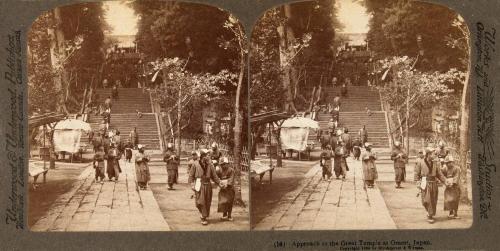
[0,0,498,250]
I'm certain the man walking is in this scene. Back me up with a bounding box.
[189,150,222,225]
[135,145,151,190]
[216,157,235,221]
[414,148,447,223]
[320,145,333,181]
[391,141,408,188]
[442,156,461,219]
[361,143,378,188]
[163,143,180,190]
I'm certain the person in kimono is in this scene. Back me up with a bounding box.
[135,144,151,190]
[189,150,222,225]
[359,125,368,144]
[113,130,122,155]
[340,83,348,97]
[361,143,378,188]
[163,143,180,190]
[216,157,235,221]
[124,139,133,163]
[320,145,333,180]
[441,156,461,219]
[334,141,349,180]
[414,147,447,223]
[111,85,119,100]
[435,141,449,167]
[93,146,106,184]
[391,141,408,189]
[320,131,330,150]
[331,105,340,123]
[211,143,222,170]
[106,143,121,181]
[187,151,199,199]
[328,119,336,136]
[129,127,139,149]
[352,137,362,160]
[340,128,352,154]
[104,96,112,109]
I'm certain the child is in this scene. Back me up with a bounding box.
[320,145,333,180]
[93,146,106,184]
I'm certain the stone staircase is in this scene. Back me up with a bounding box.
[317,86,390,149]
[81,88,161,151]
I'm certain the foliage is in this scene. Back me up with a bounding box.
[374,56,466,131]
[28,3,107,114]
[250,1,339,112]
[365,0,466,72]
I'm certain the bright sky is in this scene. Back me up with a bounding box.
[336,0,369,33]
[104,1,138,36]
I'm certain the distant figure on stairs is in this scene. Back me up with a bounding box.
[104,96,112,110]
[320,131,330,150]
[331,77,338,88]
[112,85,119,100]
[365,106,372,116]
[102,78,109,88]
[341,77,350,97]
[359,125,368,145]
[136,109,143,119]
[129,127,139,149]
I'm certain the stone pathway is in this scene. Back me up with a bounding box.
[148,157,250,230]
[253,157,396,230]
[31,155,170,232]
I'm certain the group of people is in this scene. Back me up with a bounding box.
[163,142,235,226]
[414,142,462,223]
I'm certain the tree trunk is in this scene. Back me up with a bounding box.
[177,84,182,156]
[459,69,470,203]
[277,5,298,114]
[232,50,245,206]
[405,88,410,154]
[48,7,69,115]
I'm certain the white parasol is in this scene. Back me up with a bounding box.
[281,117,319,129]
[54,119,92,132]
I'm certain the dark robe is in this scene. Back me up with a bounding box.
[414,157,446,217]
[93,151,106,180]
[163,150,180,185]
[442,165,461,212]
[391,147,408,183]
[352,139,362,158]
[334,146,348,177]
[359,129,368,144]
[211,149,222,168]
[135,152,151,187]
[189,160,221,218]
[106,148,121,179]
[124,142,133,161]
[320,150,333,179]
[361,151,378,184]
[216,167,235,213]
[340,133,352,152]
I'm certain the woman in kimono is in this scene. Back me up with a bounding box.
[361,143,378,188]
[414,148,447,223]
[93,146,106,184]
[135,144,151,190]
[189,150,222,225]
[333,141,348,180]
[352,137,362,160]
[216,157,235,221]
[124,139,133,163]
[106,143,121,181]
[441,156,461,219]
[320,145,333,180]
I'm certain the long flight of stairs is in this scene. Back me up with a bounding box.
[81,88,161,151]
[317,86,390,149]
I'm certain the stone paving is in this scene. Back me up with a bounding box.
[253,156,396,230]
[31,154,170,232]
[148,157,250,231]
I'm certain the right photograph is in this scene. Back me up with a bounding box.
[250,0,472,230]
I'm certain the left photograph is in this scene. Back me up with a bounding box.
[28,1,249,231]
